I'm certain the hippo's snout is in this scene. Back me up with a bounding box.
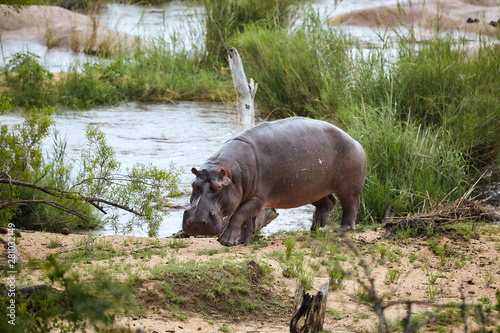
[182,207,223,236]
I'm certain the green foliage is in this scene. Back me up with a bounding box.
[4,52,55,107]
[392,38,500,167]
[235,19,355,118]
[2,46,233,110]
[202,0,301,65]
[169,239,190,250]
[0,0,32,13]
[339,104,469,223]
[47,237,61,249]
[115,46,232,103]
[0,95,12,113]
[219,323,230,332]
[0,255,135,333]
[284,234,296,261]
[74,124,181,236]
[1,110,181,235]
[385,268,402,284]
[0,106,55,223]
[327,259,348,291]
[56,62,123,109]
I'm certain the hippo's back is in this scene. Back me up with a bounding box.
[233,117,359,160]
[228,117,365,207]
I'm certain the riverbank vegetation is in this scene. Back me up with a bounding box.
[1,0,499,230]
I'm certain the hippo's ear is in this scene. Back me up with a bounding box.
[191,167,200,176]
[219,167,232,186]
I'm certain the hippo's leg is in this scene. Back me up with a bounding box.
[218,197,263,246]
[310,194,337,231]
[238,218,254,244]
[336,193,361,232]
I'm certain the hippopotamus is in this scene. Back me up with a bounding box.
[182,117,367,246]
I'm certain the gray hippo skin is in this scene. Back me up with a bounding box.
[182,117,367,246]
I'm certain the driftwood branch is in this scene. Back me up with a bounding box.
[0,178,145,218]
[228,47,257,131]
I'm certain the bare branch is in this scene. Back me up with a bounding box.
[0,178,145,217]
[0,199,92,220]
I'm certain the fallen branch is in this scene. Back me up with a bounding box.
[0,178,146,219]
[384,198,499,239]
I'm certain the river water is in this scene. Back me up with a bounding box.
[1,0,407,72]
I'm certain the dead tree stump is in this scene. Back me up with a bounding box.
[227,47,258,131]
[290,282,329,333]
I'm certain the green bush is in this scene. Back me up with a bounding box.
[57,62,123,109]
[4,52,55,107]
[0,255,135,333]
[2,45,233,110]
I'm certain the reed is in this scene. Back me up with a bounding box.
[392,37,500,168]
[202,0,301,66]
[234,17,356,119]
[338,103,470,224]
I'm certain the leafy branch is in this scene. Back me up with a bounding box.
[0,105,181,236]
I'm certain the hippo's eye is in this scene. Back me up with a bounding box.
[213,182,223,191]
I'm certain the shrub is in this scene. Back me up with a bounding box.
[4,52,55,107]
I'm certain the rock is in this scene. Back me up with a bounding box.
[0,5,143,55]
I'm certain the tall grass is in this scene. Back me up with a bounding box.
[392,38,500,167]
[233,13,495,223]
[234,19,357,118]
[202,0,301,66]
[338,104,470,223]
[1,43,234,109]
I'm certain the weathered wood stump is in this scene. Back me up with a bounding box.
[227,47,258,131]
[290,282,329,333]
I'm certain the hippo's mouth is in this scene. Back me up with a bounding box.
[182,223,223,236]
[182,212,224,236]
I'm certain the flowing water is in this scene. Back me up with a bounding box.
[1,0,407,72]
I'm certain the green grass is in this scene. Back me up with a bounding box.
[47,236,61,249]
[169,239,190,250]
[2,45,233,110]
[202,0,302,66]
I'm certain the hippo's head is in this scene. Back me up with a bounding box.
[182,166,240,236]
